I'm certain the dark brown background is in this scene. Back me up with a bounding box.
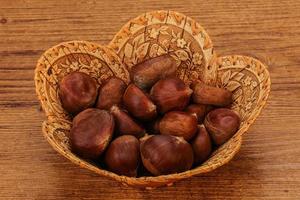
[1,0,300,199]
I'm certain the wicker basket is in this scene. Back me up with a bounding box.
[34,11,271,189]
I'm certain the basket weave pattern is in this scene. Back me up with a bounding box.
[35,11,271,188]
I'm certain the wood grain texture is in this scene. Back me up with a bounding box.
[0,0,299,199]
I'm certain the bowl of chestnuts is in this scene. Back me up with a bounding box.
[35,11,271,188]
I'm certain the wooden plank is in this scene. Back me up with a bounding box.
[0,0,300,199]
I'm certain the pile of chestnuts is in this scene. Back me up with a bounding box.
[59,54,241,177]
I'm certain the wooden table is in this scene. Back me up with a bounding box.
[1,0,300,199]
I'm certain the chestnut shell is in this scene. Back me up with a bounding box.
[191,125,212,164]
[110,105,145,138]
[192,82,233,106]
[59,72,98,115]
[150,77,193,114]
[105,135,140,177]
[96,77,127,110]
[123,84,157,121]
[204,108,241,145]
[159,111,198,141]
[140,135,194,176]
[70,108,114,159]
[130,54,177,90]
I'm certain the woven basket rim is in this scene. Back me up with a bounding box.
[108,9,215,66]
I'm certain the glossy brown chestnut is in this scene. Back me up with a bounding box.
[191,125,212,164]
[70,108,114,159]
[140,135,194,176]
[105,135,140,177]
[204,108,241,145]
[130,54,177,90]
[96,77,127,110]
[150,77,193,113]
[185,104,207,123]
[110,105,145,138]
[59,72,98,115]
[159,111,198,141]
[192,82,233,106]
[123,84,157,121]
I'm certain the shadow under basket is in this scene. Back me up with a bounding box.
[35,11,271,189]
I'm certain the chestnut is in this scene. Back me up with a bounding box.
[185,104,207,123]
[96,77,127,110]
[70,108,114,159]
[159,111,198,141]
[59,72,98,115]
[130,54,177,90]
[140,135,194,175]
[110,105,145,138]
[204,108,241,145]
[191,125,212,164]
[123,84,157,121]
[192,82,233,106]
[150,77,193,113]
[105,135,140,177]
